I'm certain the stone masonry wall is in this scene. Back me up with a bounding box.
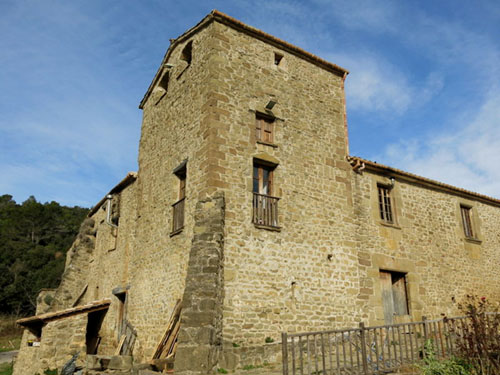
[15,13,500,375]
[14,314,87,375]
[84,183,137,356]
[198,22,359,360]
[351,169,500,325]
[175,192,225,375]
[126,21,231,360]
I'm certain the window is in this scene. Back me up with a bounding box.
[158,71,169,91]
[253,164,273,195]
[461,205,474,238]
[252,161,279,228]
[181,41,192,65]
[380,270,409,324]
[256,113,274,144]
[171,162,187,235]
[378,185,393,223]
[274,53,283,66]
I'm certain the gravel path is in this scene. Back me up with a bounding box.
[0,350,18,364]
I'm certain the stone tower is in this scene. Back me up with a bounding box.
[14,10,500,375]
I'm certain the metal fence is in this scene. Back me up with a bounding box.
[281,315,474,375]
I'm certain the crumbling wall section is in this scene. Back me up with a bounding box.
[175,193,225,375]
[50,217,97,310]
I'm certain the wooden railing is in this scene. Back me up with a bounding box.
[253,193,280,228]
[282,315,495,375]
[171,198,185,234]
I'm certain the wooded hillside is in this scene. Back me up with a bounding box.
[0,195,88,316]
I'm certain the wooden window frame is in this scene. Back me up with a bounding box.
[377,184,394,224]
[460,205,474,239]
[253,163,273,196]
[252,160,279,229]
[255,112,275,145]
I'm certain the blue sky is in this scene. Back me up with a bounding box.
[1,0,499,207]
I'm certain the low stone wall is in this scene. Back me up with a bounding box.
[219,342,282,371]
[14,314,87,375]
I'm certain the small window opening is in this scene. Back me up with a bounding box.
[274,53,283,66]
[256,113,275,144]
[172,162,187,234]
[461,205,474,238]
[378,185,393,223]
[27,326,42,345]
[177,169,186,200]
[181,41,192,65]
[380,270,409,324]
[158,71,169,91]
[111,196,120,226]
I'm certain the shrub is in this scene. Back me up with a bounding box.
[450,295,500,375]
[418,339,469,375]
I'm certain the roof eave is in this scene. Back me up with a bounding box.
[139,9,349,110]
[17,299,111,327]
[348,156,500,207]
[88,172,137,217]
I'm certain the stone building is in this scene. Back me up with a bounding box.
[14,10,500,375]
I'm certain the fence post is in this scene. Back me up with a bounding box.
[282,332,289,375]
[359,322,369,375]
[422,316,428,342]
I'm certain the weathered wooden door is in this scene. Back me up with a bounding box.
[380,271,409,324]
[380,271,395,324]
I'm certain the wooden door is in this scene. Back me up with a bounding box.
[380,271,395,324]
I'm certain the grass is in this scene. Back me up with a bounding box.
[0,315,23,352]
[242,362,271,371]
[0,363,13,375]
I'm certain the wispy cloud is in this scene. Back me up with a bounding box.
[380,89,500,198]
[328,52,444,115]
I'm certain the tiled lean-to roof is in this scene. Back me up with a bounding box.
[17,299,111,327]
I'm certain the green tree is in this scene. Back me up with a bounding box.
[0,195,88,316]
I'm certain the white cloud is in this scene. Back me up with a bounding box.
[329,52,443,115]
[311,0,399,33]
[378,89,500,198]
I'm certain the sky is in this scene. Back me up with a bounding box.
[1,0,499,207]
